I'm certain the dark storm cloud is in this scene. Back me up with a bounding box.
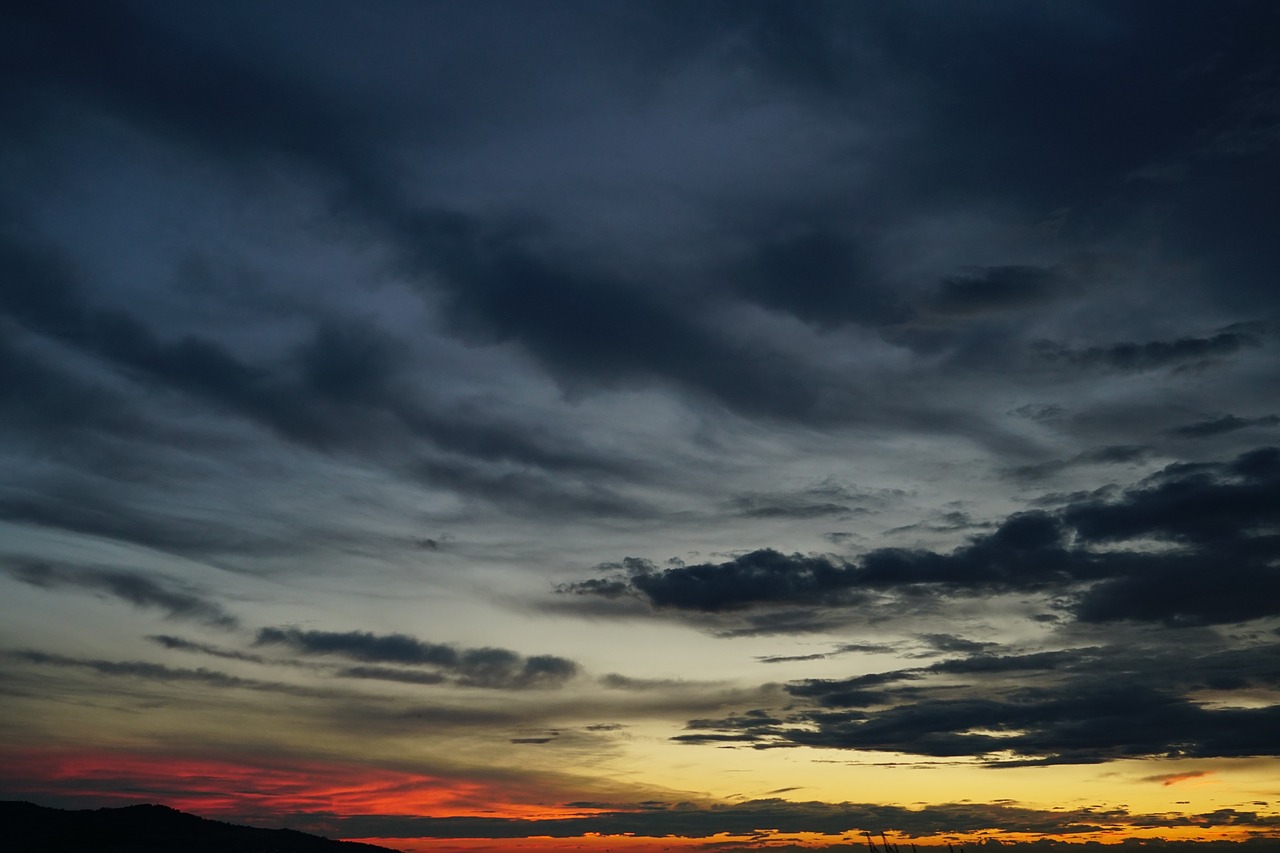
[0,230,651,531]
[676,639,1280,765]
[255,628,578,689]
[3,0,847,426]
[4,559,237,628]
[0,234,601,468]
[4,0,1277,453]
[566,448,1280,627]
[703,1,1280,333]
[386,211,846,422]
[0,0,1173,454]
[5,0,676,538]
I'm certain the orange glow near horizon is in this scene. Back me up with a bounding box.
[4,747,1276,850]
[350,833,761,853]
[349,826,1272,853]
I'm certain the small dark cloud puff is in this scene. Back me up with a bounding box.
[255,627,578,689]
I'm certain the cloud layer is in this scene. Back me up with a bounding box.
[2,0,1279,845]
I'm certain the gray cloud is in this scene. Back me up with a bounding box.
[5,560,237,628]
[1006,445,1150,482]
[145,635,265,663]
[1034,328,1263,373]
[926,265,1064,317]
[686,690,1280,767]
[8,650,281,693]
[678,638,1280,766]
[1169,414,1280,439]
[255,628,578,690]
[565,447,1280,628]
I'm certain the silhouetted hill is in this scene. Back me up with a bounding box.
[1,801,398,853]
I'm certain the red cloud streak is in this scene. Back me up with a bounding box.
[0,747,601,823]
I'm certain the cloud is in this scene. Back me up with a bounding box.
[337,665,448,686]
[598,674,721,692]
[725,482,893,521]
[1169,414,1280,439]
[316,796,1280,841]
[1034,328,1263,373]
[926,266,1063,317]
[5,2,851,428]
[8,650,279,693]
[4,560,237,628]
[0,235,637,498]
[756,653,829,664]
[727,497,859,521]
[255,628,578,689]
[674,639,1280,766]
[729,225,904,329]
[565,447,1280,628]
[1006,445,1149,482]
[0,264,675,578]
[145,635,265,664]
[1143,771,1213,787]
[586,550,867,612]
[4,647,530,738]
[913,634,999,657]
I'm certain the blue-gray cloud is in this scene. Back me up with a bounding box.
[566,447,1280,627]
[254,628,578,690]
[5,560,237,628]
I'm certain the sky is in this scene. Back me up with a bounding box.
[2,1,1280,850]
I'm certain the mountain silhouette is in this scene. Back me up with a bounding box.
[1,801,398,853]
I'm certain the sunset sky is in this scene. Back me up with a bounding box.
[3,1,1280,850]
